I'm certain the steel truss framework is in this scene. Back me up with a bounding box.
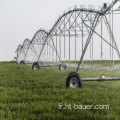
[16,30,48,63]
[30,29,48,62]
[15,44,23,62]
[16,0,120,72]
[15,0,120,88]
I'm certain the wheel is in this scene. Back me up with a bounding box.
[66,72,82,88]
[59,61,66,70]
[14,61,17,64]
[32,62,40,70]
[20,61,25,65]
[59,64,66,70]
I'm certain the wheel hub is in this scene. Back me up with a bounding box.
[69,77,79,88]
[34,65,38,70]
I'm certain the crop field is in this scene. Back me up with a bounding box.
[0,61,120,120]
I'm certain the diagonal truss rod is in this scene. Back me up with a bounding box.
[83,22,116,50]
[52,13,73,36]
[45,41,58,53]
[57,14,71,35]
[82,11,117,51]
[80,9,116,50]
[23,43,31,60]
[21,48,26,59]
[76,13,100,72]
[24,43,39,60]
[103,15,120,59]
[57,11,90,37]
[37,35,61,61]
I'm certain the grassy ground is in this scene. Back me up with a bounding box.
[0,62,120,120]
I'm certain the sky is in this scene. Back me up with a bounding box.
[0,0,119,61]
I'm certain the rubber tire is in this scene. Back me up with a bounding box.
[20,61,25,65]
[32,62,40,70]
[14,61,17,64]
[59,64,66,70]
[59,61,66,70]
[66,72,82,88]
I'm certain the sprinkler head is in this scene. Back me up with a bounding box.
[103,3,107,10]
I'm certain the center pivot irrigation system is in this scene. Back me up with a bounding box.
[15,0,120,88]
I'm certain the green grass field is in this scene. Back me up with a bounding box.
[0,61,120,120]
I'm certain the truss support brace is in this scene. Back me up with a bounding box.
[76,13,100,72]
